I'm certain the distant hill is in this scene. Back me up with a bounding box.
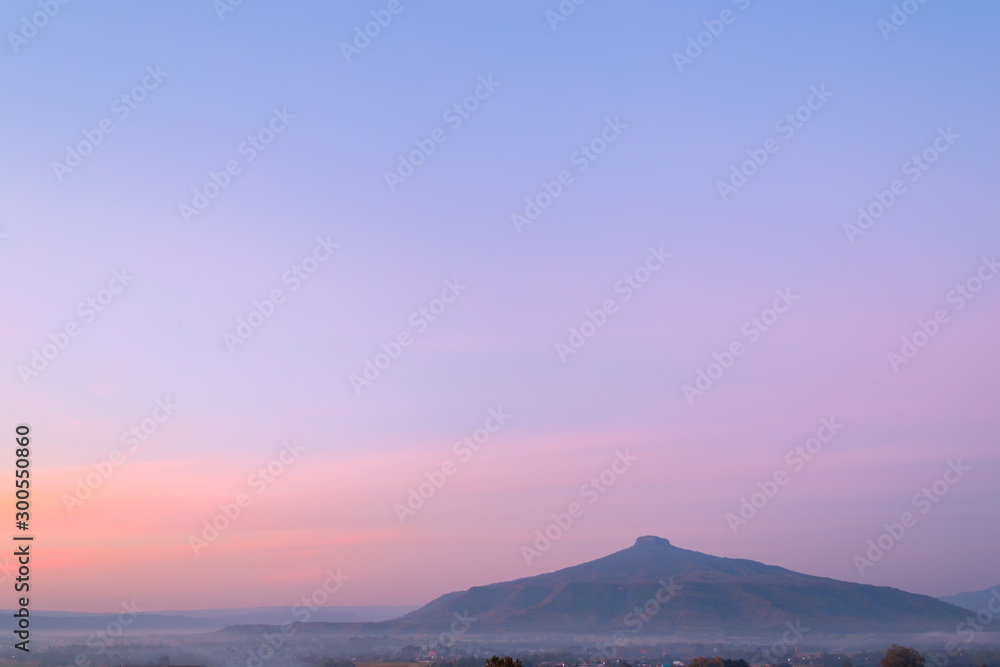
[939,587,1000,612]
[290,536,971,639]
[9,606,417,634]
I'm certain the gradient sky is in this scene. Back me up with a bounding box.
[1,1,998,613]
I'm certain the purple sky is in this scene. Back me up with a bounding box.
[1,1,997,612]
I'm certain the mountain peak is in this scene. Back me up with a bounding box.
[380,535,971,638]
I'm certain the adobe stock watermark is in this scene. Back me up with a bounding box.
[521,450,638,565]
[593,577,683,659]
[717,84,834,202]
[17,268,134,385]
[682,288,799,404]
[394,407,511,524]
[349,279,467,395]
[853,459,971,576]
[545,0,590,31]
[672,0,752,74]
[752,620,810,665]
[244,568,350,667]
[384,74,502,192]
[179,107,294,223]
[878,0,933,41]
[0,554,19,585]
[510,116,628,234]
[73,600,143,667]
[556,246,670,362]
[925,588,1000,667]
[62,398,180,514]
[340,0,410,63]
[419,611,477,657]
[213,0,249,21]
[887,254,997,373]
[223,236,340,352]
[7,0,72,54]
[52,66,169,183]
[726,417,844,534]
[843,126,959,244]
[189,440,305,555]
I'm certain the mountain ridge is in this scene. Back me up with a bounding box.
[938,586,1000,613]
[290,536,973,638]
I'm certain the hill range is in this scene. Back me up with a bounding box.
[281,536,973,640]
[938,586,1000,613]
[28,538,982,641]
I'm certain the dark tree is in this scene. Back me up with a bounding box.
[689,658,725,667]
[881,646,926,667]
[487,656,523,667]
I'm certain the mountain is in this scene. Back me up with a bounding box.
[307,536,972,639]
[939,587,1000,613]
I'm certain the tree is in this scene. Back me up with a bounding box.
[689,658,724,667]
[487,657,523,667]
[880,646,925,667]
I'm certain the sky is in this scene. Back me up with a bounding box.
[0,1,998,613]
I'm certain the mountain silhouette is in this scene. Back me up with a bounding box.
[348,536,971,637]
[938,586,1000,613]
